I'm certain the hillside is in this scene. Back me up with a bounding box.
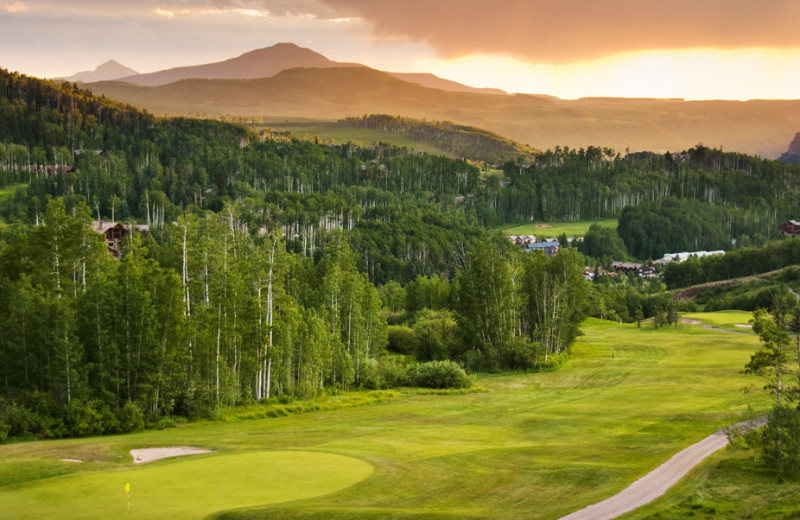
[339,114,537,163]
[388,72,508,95]
[267,115,537,163]
[87,67,800,159]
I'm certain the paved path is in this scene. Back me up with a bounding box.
[558,419,764,520]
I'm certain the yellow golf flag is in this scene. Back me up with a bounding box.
[125,482,130,493]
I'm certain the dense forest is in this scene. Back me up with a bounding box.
[0,70,590,438]
[2,68,800,439]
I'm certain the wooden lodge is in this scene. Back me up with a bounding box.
[91,219,149,259]
[779,220,800,237]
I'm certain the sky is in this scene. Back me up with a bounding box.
[2,0,800,100]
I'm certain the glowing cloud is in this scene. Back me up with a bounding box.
[1,1,27,12]
[421,47,800,100]
[154,7,174,17]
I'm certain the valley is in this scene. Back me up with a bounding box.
[3,17,800,519]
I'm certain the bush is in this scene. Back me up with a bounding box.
[118,401,145,433]
[415,360,471,389]
[65,400,104,437]
[387,325,415,355]
[359,355,417,390]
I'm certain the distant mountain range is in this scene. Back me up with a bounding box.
[65,43,504,96]
[67,42,800,159]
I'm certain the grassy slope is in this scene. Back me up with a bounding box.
[264,122,455,157]
[0,183,26,228]
[499,218,618,238]
[0,319,767,519]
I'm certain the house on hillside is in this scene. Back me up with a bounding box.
[779,220,800,236]
[92,219,149,259]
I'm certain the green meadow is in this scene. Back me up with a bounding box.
[0,318,769,519]
[499,219,619,238]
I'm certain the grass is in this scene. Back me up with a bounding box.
[0,318,768,519]
[619,450,800,519]
[497,218,618,238]
[681,310,755,333]
[263,122,454,157]
[0,451,372,519]
[0,182,26,228]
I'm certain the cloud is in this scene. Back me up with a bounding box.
[317,0,800,63]
[1,1,27,12]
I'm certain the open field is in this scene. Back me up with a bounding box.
[681,310,755,334]
[0,318,768,519]
[499,219,618,238]
[0,183,26,228]
[263,122,455,157]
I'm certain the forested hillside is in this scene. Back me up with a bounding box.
[0,70,587,438]
[339,114,537,164]
[3,68,800,438]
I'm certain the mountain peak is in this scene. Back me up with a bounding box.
[61,60,138,83]
[116,42,355,86]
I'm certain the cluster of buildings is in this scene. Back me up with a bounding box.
[651,250,725,267]
[507,235,561,256]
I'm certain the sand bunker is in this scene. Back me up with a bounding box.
[59,458,83,463]
[735,323,753,328]
[534,223,552,228]
[679,318,702,325]
[131,446,213,464]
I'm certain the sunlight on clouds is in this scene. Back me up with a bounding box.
[233,9,268,18]
[421,48,800,100]
[1,1,27,12]
[154,7,174,18]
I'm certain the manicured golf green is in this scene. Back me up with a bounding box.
[681,310,755,333]
[0,451,372,519]
[0,318,768,519]
[499,219,618,238]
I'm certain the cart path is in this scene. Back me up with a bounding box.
[558,418,764,520]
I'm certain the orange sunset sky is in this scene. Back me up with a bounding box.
[1,0,800,100]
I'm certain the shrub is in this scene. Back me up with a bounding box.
[360,355,417,389]
[118,401,145,433]
[415,360,471,389]
[387,325,415,355]
[65,400,104,437]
